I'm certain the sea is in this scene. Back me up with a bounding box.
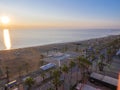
[0,29,120,50]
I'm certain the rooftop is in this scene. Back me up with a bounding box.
[76,83,100,90]
[40,63,56,71]
[90,72,118,86]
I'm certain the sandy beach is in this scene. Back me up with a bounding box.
[0,35,120,80]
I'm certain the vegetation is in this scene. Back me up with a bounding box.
[5,66,10,83]
[24,77,35,90]
[69,60,76,89]
[40,72,46,81]
[52,69,61,90]
[1,36,119,90]
[77,56,92,84]
[61,64,69,90]
[24,62,30,74]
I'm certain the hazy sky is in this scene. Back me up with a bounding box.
[0,0,120,29]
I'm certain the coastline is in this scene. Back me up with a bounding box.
[0,34,120,79]
[0,34,119,51]
[0,29,120,51]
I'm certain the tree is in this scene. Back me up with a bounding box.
[0,68,3,77]
[77,56,92,82]
[52,69,61,90]
[24,77,35,90]
[40,54,44,59]
[40,72,46,81]
[77,56,92,90]
[106,49,112,63]
[69,61,76,76]
[91,55,96,61]
[69,60,76,89]
[18,66,23,80]
[99,54,105,71]
[24,62,30,74]
[98,62,105,71]
[5,66,10,83]
[100,54,105,62]
[61,64,69,90]
[75,45,79,52]
[64,45,68,52]
[75,58,80,83]
[38,59,44,67]
[49,70,53,78]
[62,64,69,80]
[47,87,54,90]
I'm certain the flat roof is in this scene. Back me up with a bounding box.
[90,72,118,86]
[54,54,70,60]
[103,76,118,86]
[116,49,120,55]
[76,83,99,90]
[40,63,55,71]
[90,72,104,80]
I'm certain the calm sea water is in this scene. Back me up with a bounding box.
[0,29,120,50]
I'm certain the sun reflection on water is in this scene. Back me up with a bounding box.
[3,29,11,50]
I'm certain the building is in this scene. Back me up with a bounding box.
[43,52,78,67]
[89,72,118,90]
[76,83,100,90]
[116,49,120,56]
[40,63,56,71]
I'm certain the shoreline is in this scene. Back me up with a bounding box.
[0,34,120,79]
[0,34,119,52]
[0,28,120,51]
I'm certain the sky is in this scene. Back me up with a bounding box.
[0,0,120,29]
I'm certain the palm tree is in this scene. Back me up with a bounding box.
[77,56,92,90]
[49,70,53,78]
[69,60,76,89]
[69,61,76,76]
[78,56,92,81]
[91,55,96,61]
[75,58,80,83]
[99,54,105,71]
[52,69,61,90]
[106,49,112,63]
[100,54,105,62]
[24,62,30,74]
[0,67,3,77]
[5,66,9,83]
[38,59,44,67]
[24,77,35,90]
[40,54,44,59]
[52,77,61,90]
[64,45,68,52]
[40,72,46,81]
[75,45,79,52]
[62,64,69,80]
[18,66,23,80]
[61,64,69,90]
[47,87,54,90]
[77,56,86,81]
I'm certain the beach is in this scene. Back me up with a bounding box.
[0,0,120,89]
[0,34,120,80]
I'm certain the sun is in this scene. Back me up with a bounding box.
[1,16,10,24]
